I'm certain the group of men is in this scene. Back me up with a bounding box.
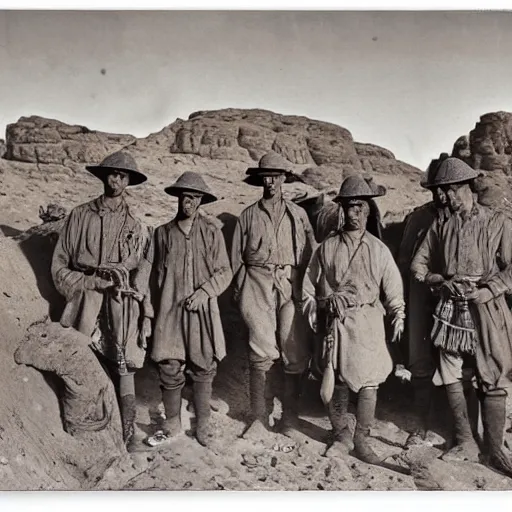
[50,147,512,478]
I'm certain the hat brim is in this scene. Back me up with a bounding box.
[333,188,386,202]
[164,186,217,204]
[86,165,148,186]
[244,168,305,187]
[435,173,484,187]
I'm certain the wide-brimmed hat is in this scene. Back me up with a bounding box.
[85,150,147,186]
[164,171,217,204]
[420,153,450,189]
[333,175,386,203]
[430,157,482,188]
[244,151,304,186]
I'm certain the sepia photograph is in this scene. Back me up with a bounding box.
[1,4,512,500]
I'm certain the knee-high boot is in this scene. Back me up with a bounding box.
[194,380,213,447]
[354,387,381,465]
[280,373,302,437]
[119,372,137,451]
[161,385,183,437]
[482,390,512,477]
[442,381,479,462]
[406,376,433,446]
[325,383,353,456]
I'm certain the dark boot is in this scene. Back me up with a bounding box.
[463,380,480,441]
[194,380,214,447]
[161,386,182,437]
[243,367,269,439]
[325,383,353,457]
[354,387,381,465]
[280,373,302,438]
[442,381,479,462]
[406,376,433,447]
[482,390,512,477]
[120,394,137,451]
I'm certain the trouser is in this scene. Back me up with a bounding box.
[158,359,218,390]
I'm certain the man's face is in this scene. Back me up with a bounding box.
[342,199,369,231]
[431,187,447,208]
[105,170,130,197]
[179,191,203,218]
[443,182,472,213]
[262,174,285,198]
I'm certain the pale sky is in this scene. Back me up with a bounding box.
[1,10,511,170]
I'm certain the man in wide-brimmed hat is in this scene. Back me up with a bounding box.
[52,150,153,450]
[148,171,232,448]
[231,151,316,440]
[303,175,405,466]
[411,157,512,476]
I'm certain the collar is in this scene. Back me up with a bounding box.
[91,195,128,215]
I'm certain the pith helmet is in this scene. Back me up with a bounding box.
[164,171,217,204]
[420,153,450,189]
[333,175,386,203]
[244,151,304,186]
[85,150,147,186]
[430,157,482,187]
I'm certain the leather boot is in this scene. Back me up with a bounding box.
[194,380,214,447]
[482,390,512,477]
[243,367,269,439]
[442,381,479,462]
[161,386,182,437]
[325,383,353,457]
[463,380,480,441]
[353,387,381,465]
[406,376,433,447]
[280,373,302,438]
[120,394,137,451]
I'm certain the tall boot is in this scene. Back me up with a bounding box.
[406,376,433,447]
[463,380,480,441]
[119,372,137,451]
[161,385,183,437]
[353,387,381,465]
[325,383,353,457]
[280,373,302,438]
[442,381,479,462]
[194,380,213,447]
[482,390,512,477]
[243,367,270,439]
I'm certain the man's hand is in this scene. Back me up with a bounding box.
[185,288,209,311]
[466,287,494,304]
[425,273,445,287]
[139,317,152,349]
[391,316,404,343]
[394,364,412,383]
[84,274,114,291]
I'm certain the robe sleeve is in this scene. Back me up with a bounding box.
[299,209,317,271]
[200,226,233,298]
[301,246,322,331]
[380,244,405,316]
[230,215,246,286]
[132,225,155,318]
[486,214,512,297]
[51,209,86,301]
[410,223,438,283]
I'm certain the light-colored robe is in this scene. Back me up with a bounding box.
[304,231,404,392]
[151,211,232,370]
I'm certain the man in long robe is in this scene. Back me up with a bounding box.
[149,172,232,447]
[303,175,405,466]
[411,157,512,476]
[231,151,316,439]
[52,151,153,450]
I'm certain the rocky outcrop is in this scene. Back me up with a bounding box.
[452,111,512,174]
[5,109,422,183]
[5,115,135,166]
